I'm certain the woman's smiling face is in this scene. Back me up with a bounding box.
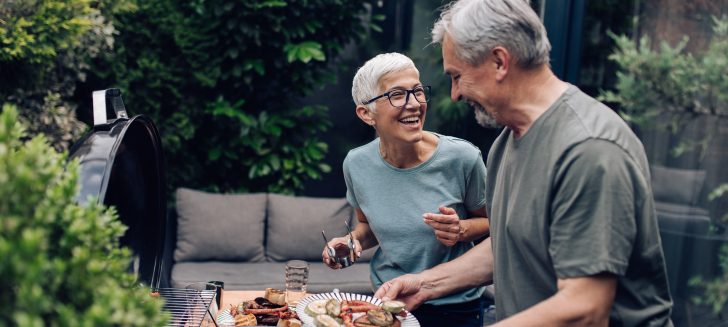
[370,68,428,144]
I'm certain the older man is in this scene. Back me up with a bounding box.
[374,0,673,326]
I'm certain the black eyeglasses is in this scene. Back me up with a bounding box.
[362,85,431,108]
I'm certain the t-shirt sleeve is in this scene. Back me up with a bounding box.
[549,139,638,278]
[342,155,359,209]
[464,149,487,212]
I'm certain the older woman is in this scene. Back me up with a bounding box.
[322,52,489,327]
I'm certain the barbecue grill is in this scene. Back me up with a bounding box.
[70,88,167,289]
[70,89,220,326]
[158,287,218,327]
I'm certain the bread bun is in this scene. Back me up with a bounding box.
[234,313,257,326]
[265,287,287,306]
[277,318,302,327]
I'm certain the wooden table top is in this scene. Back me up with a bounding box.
[219,290,265,314]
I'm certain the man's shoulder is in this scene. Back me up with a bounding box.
[549,87,643,157]
[560,88,633,140]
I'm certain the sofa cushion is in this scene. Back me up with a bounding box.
[651,165,706,206]
[171,261,373,294]
[266,194,353,261]
[174,188,267,262]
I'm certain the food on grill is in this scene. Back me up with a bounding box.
[276,318,302,327]
[380,301,405,314]
[314,314,340,327]
[231,297,298,326]
[265,287,287,306]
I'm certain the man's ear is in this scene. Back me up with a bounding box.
[491,46,510,82]
[356,105,375,126]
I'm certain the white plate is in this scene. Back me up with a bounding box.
[295,292,419,327]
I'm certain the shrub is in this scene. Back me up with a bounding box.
[0,104,167,326]
[82,0,373,194]
[0,0,134,151]
[598,16,728,139]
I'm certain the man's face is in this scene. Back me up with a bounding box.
[442,35,501,128]
[369,68,428,143]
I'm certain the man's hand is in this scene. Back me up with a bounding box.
[423,206,462,246]
[374,274,430,311]
[321,236,362,269]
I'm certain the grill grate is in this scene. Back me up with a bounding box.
[158,288,217,327]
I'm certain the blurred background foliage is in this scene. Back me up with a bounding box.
[0,104,167,326]
[75,0,374,194]
[0,0,493,197]
[1,0,379,195]
[0,0,135,151]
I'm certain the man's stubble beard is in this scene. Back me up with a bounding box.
[470,101,501,128]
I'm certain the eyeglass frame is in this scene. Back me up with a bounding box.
[361,85,431,108]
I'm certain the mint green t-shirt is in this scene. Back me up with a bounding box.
[343,132,486,305]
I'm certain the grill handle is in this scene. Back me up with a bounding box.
[92,88,128,126]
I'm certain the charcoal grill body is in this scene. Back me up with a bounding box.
[69,89,167,288]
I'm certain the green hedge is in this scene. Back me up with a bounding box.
[83,0,373,194]
[0,0,134,151]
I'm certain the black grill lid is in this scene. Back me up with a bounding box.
[69,89,167,289]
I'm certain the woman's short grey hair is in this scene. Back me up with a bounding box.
[432,0,550,69]
[352,52,419,111]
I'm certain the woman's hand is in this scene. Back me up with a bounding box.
[321,236,362,269]
[423,206,462,247]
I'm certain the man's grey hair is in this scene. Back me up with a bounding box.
[432,0,550,69]
[352,52,419,111]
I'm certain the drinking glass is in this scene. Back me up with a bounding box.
[284,260,309,307]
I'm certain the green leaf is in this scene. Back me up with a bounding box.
[208,148,222,161]
[253,1,287,9]
[284,41,326,63]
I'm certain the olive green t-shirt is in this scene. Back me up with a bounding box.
[486,85,673,326]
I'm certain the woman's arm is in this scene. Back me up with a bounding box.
[459,207,489,242]
[351,208,378,250]
[423,206,489,246]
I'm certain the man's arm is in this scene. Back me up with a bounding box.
[375,237,494,309]
[493,274,617,327]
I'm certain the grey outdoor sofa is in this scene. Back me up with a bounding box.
[161,188,375,294]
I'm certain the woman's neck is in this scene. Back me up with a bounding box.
[379,132,438,169]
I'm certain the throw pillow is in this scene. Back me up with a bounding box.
[174,188,267,262]
[266,194,353,261]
